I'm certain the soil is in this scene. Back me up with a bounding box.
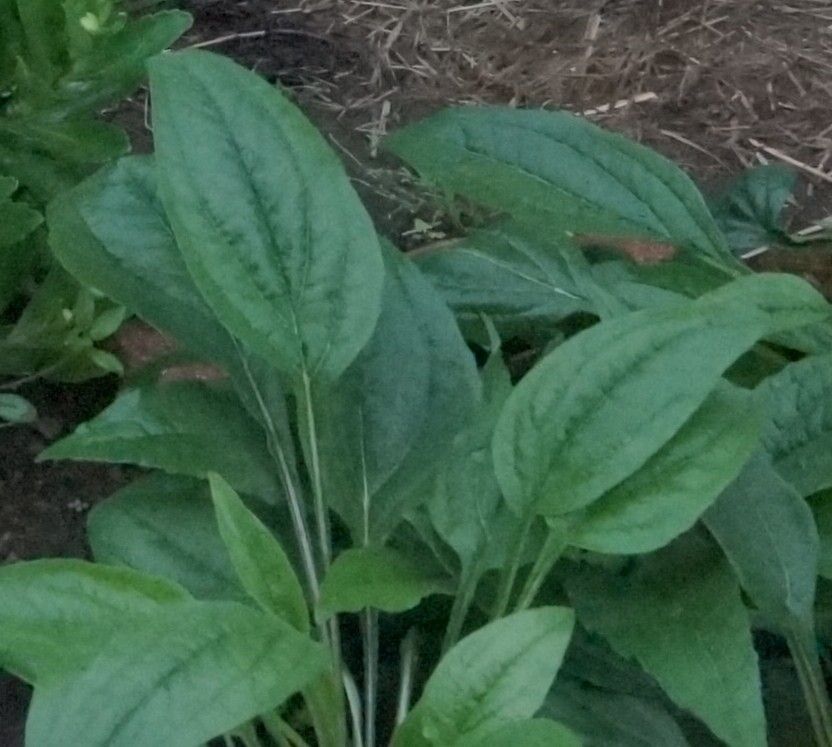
[2,0,832,743]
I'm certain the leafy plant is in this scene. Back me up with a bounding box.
[0,0,190,382]
[2,49,832,746]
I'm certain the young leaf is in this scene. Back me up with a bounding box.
[25,600,329,747]
[88,473,246,603]
[209,474,309,632]
[0,197,42,248]
[705,453,819,631]
[571,384,761,554]
[314,247,479,543]
[757,352,832,497]
[317,546,451,619]
[0,559,188,684]
[393,607,575,746]
[453,719,581,747]
[0,392,37,424]
[149,50,384,383]
[566,536,766,747]
[493,273,828,517]
[387,106,733,262]
[710,164,797,255]
[40,382,279,500]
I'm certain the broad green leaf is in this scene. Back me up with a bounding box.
[710,164,796,255]
[25,600,328,747]
[414,225,592,340]
[318,546,451,619]
[0,559,188,684]
[315,247,479,542]
[0,198,42,248]
[454,719,581,747]
[705,453,819,631]
[387,106,732,261]
[393,607,575,746]
[40,381,279,500]
[210,474,309,632]
[493,274,829,517]
[757,352,832,497]
[566,536,766,747]
[48,156,238,368]
[0,392,36,423]
[15,0,64,82]
[88,473,246,603]
[812,490,832,581]
[0,117,128,164]
[571,385,761,554]
[149,50,383,383]
[545,679,690,747]
[428,344,518,571]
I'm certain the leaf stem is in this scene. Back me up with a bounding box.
[300,369,333,570]
[362,609,379,747]
[236,350,321,607]
[442,563,482,653]
[491,512,534,620]
[513,524,567,612]
[343,667,366,747]
[262,713,312,747]
[396,628,419,726]
[788,628,832,747]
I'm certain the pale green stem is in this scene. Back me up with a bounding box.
[343,668,366,747]
[362,609,379,747]
[442,563,482,653]
[788,628,832,747]
[513,526,568,612]
[396,629,418,726]
[300,369,333,570]
[491,513,534,620]
[262,713,312,747]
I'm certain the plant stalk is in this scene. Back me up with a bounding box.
[491,513,534,620]
[343,668,365,747]
[442,563,482,653]
[396,629,418,726]
[362,609,379,747]
[513,524,568,612]
[788,628,832,747]
[262,713,312,747]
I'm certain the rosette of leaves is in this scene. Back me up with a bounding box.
[0,0,190,381]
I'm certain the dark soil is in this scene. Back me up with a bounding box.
[2,0,831,743]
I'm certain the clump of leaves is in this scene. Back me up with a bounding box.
[0,0,190,382]
[2,50,832,747]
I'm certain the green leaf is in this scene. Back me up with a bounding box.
[25,600,328,747]
[387,106,732,261]
[494,273,829,517]
[454,719,581,747]
[315,247,479,542]
[566,536,766,747]
[15,0,65,82]
[757,352,832,497]
[710,164,797,255]
[571,384,761,554]
[414,225,592,340]
[545,679,690,747]
[428,341,519,572]
[0,117,128,164]
[0,392,37,423]
[87,473,246,602]
[318,546,451,619]
[705,453,819,631]
[40,381,279,500]
[393,607,575,746]
[48,156,238,368]
[209,473,309,632]
[149,50,383,383]
[0,198,42,248]
[812,490,832,581]
[0,559,188,684]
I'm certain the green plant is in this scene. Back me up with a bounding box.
[2,49,832,746]
[0,0,190,382]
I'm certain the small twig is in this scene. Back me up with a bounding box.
[189,31,267,49]
[749,138,832,185]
